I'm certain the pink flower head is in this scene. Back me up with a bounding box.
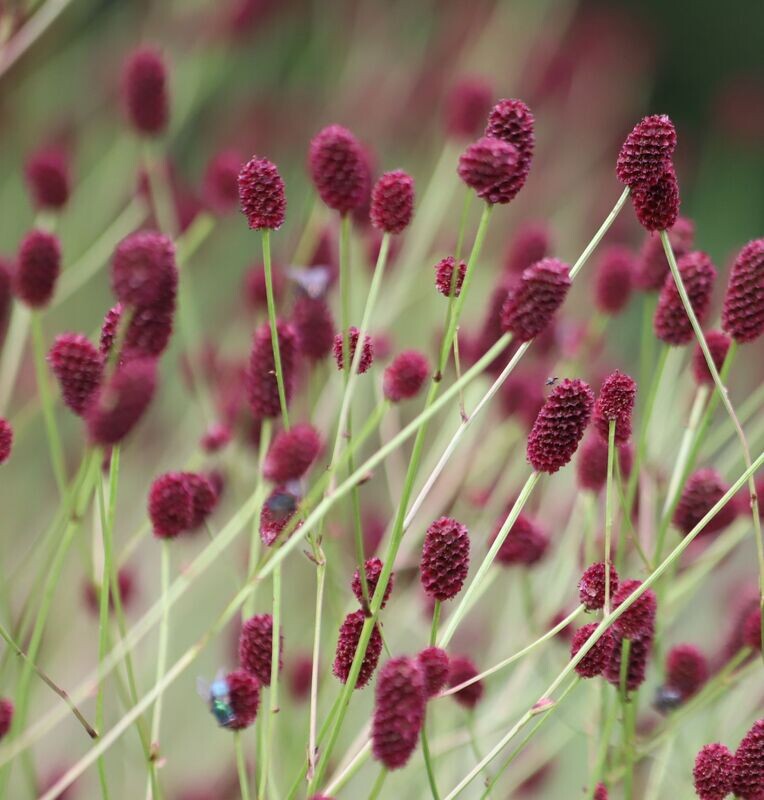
[309,125,368,215]
[100,301,175,364]
[742,607,762,652]
[733,718,764,800]
[383,350,430,402]
[616,114,676,189]
[501,258,571,342]
[239,613,283,686]
[605,634,652,691]
[612,579,657,640]
[654,250,717,345]
[149,472,194,539]
[203,149,243,214]
[631,163,680,232]
[593,784,609,800]
[722,238,764,344]
[263,423,322,484]
[14,229,61,308]
[247,320,298,418]
[182,472,218,529]
[665,643,708,700]
[238,156,286,230]
[352,557,394,610]
[419,516,470,601]
[493,512,548,566]
[693,743,735,800]
[484,98,535,202]
[200,422,231,453]
[504,221,551,276]
[292,295,335,361]
[121,47,169,136]
[333,326,374,373]
[692,330,731,386]
[526,379,594,473]
[578,562,619,611]
[416,647,450,697]
[371,657,426,770]
[0,698,13,739]
[445,77,492,139]
[434,256,467,298]
[48,333,104,416]
[673,468,737,537]
[333,609,383,689]
[287,654,313,701]
[457,136,519,204]
[635,216,695,291]
[571,623,615,678]
[370,170,414,234]
[576,436,633,493]
[595,245,635,314]
[25,146,70,210]
[84,567,135,617]
[447,655,483,708]
[593,370,637,445]
[223,668,260,730]
[0,418,12,465]
[111,231,177,310]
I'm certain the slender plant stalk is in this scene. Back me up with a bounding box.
[142,142,179,237]
[0,303,30,414]
[262,229,290,430]
[258,563,282,799]
[588,686,617,799]
[604,419,616,611]
[618,638,633,799]
[245,420,272,620]
[307,556,326,781]
[235,731,252,800]
[368,767,388,800]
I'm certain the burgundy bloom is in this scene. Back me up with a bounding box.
[612,579,657,640]
[181,472,218,529]
[595,245,635,314]
[111,231,177,310]
[631,163,680,232]
[457,136,519,204]
[0,259,11,347]
[494,512,548,566]
[292,295,335,361]
[224,668,260,730]
[263,423,322,484]
[635,217,695,291]
[501,258,571,342]
[259,485,299,546]
[722,239,764,344]
[148,472,193,539]
[504,221,551,275]
[616,114,677,189]
[570,623,615,678]
[383,350,430,402]
[370,170,414,234]
[309,125,368,215]
[419,516,470,601]
[499,367,547,430]
[200,422,231,453]
[14,229,61,308]
[203,149,242,214]
[86,358,157,445]
[447,655,483,708]
[526,379,594,473]
[593,370,637,445]
[84,567,136,617]
[445,77,492,139]
[48,333,103,416]
[333,326,374,374]
[247,320,298,419]
[576,436,633,493]
[99,304,121,357]
[25,146,70,210]
[692,330,731,386]
[733,719,764,800]
[371,657,426,770]
[0,418,13,465]
[100,301,175,363]
[593,784,609,800]
[238,156,286,230]
[484,98,535,202]
[352,557,394,610]
[742,607,762,652]
[239,613,283,686]
[287,655,313,701]
[434,256,467,298]
[416,647,450,698]
[665,644,708,699]
[578,562,619,611]
[674,468,737,537]
[654,251,717,345]
[0,698,13,739]
[605,634,652,691]
[693,744,735,800]
[121,47,169,136]
[333,609,383,689]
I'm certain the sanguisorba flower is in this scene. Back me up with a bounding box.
[665,644,708,700]
[0,698,13,739]
[148,472,193,539]
[111,231,177,310]
[333,609,383,689]
[616,114,677,189]
[222,668,261,730]
[692,330,731,386]
[14,229,61,308]
[654,251,717,345]
[733,718,764,800]
[416,646,450,697]
[593,370,637,445]
[369,170,414,234]
[576,435,632,493]
[352,557,394,609]
[247,320,298,418]
[292,294,335,362]
[48,333,104,416]
[634,216,695,291]
[570,623,615,678]
[383,350,430,402]
[444,76,492,139]
[237,155,286,230]
[101,302,175,362]
[332,326,374,373]
[457,136,519,204]
[25,146,71,211]
[578,562,620,612]
[203,148,242,215]
[503,221,551,275]
[239,613,283,686]
[371,657,426,770]
[693,743,736,800]
[673,468,738,537]
[611,579,657,640]
[493,512,548,567]
[447,655,483,708]
[604,634,652,691]
[484,98,535,202]
[526,379,594,473]
[594,245,635,315]
[121,46,169,137]
[0,418,12,465]
[309,124,368,216]
[722,238,764,344]
[263,423,322,484]
[182,472,218,529]
[631,162,680,232]
[419,516,470,601]
[434,256,467,298]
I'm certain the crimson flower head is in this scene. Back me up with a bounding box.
[595,245,635,314]
[309,125,367,215]
[111,231,177,309]
[501,258,571,342]
[434,256,467,297]
[612,579,656,640]
[333,326,374,373]
[484,98,535,202]
[577,436,633,493]
[635,216,695,291]
[605,634,652,691]
[493,512,548,566]
[100,301,175,363]
[0,418,12,465]
[571,623,615,678]
[0,698,13,739]
[0,259,11,344]
[352,557,394,610]
[593,370,637,445]
[25,146,70,210]
[445,77,492,139]
[182,472,218,529]
[86,358,157,445]
[526,379,594,473]
[149,472,193,539]
[416,647,450,697]
[370,170,414,234]
[578,562,619,611]
[457,136,519,204]
[722,238,764,344]
[238,156,286,230]
[223,668,260,731]
[239,613,283,686]
[733,718,764,800]
[593,784,609,800]
[692,330,731,386]
[616,114,676,189]
[263,423,322,484]
[631,163,680,232]
[203,149,242,214]
[333,609,383,689]
[292,295,335,361]
[48,333,104,416]
[420,516,470,601]
[247,320,298,418]
[121,47,169,136]
[654,251,717,345]
[504,224,550,279]
[372,657,426,770]
[447,655,483,708]
[693,743,735,800]
[665,644,708,700]
[742,607,762,652]
[383,350,430,402]
[674,468,737,537]
[14,229,61,308]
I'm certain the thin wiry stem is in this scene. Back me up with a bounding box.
[0,303,30,414]
[235,732,252,800]
[618,639,634,799]
[604,419,616,612]
[258,563,282,799]
[262,229,290,430]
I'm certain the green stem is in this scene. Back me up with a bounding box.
[422,711,440,800]
[429,601,441,647]
[235,731,252,800]
[259,563,282,800]
[0,302,30,414]
[245,420,272,619]
[142,142,178,237]
[307,557,326,781]
[604,420,616,611]
[368,767,387,800]
[149,541,172,766]
[262,230,290,430]
[588,687,617,799]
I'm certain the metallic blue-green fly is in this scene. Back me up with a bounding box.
[197,671,236,728]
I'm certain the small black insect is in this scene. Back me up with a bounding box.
[265,489,298,521]
[653,684,684,714]
[545,376,559,386]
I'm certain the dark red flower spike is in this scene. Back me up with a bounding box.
[0,698,14,739]
[501,258,571,342]
[14,229,61,308]
[292,295,335,362]
[434,256,467,297]
[631,162,680,232]
[577,436,633,493]
[503,221,551,275]
[692,330,731,386]
[593,370,637,445]
[25,146,70,210]
[447,655,483,708]
[634,216,695,291]
[578,562,619,611]
[457,136,519,204]
[484,98,535,201]
[722,238,764,344]
[239,613,283,686]
[48,333,104,416]
[121,47,169,137]
[733,718,764,799]
[223,668,260,730]
[333,326,373,374]
[493,512,548,566]
[594,245,635,314]
[665,644,708,699]
[611,579,656,640]
[616,114,676,189]
[309,125,368,215]
[693,743,735,800]
[148,472,194,539]
[570,623,615,678]
[605,634,652,691]
[333,610,383,689]
[420,516,470,601]
[383,350,430,402]
[263,423,322,484]
[238,156,286,230]
[370,170,414,234]
[203,149,242,214]
[111,231,177,310]
[416,647,450,697]
[352,557,394,610]
[445,77,492,139]
[0,418,12,465]
[674,468,738,537]
[247,320,298,419]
